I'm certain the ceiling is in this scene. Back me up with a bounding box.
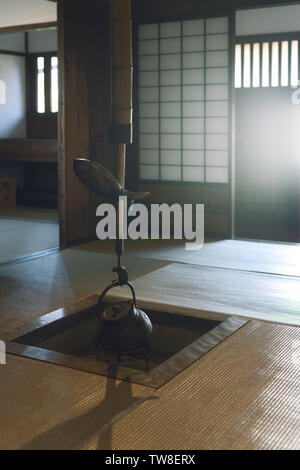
[0,0,56,29]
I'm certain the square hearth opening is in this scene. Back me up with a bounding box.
[11,305,244,387]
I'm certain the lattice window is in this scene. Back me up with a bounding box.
[138,17,229,184]
[35,54,58,114]
[235,39,299,88]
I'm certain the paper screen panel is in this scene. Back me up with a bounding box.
[138,17,229,183]
[206,166,228,183]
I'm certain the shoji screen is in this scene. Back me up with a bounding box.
[138,17,229,183]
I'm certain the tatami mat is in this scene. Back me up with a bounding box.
[92,321,300,450]
[75,238,300,277]
[0,236,300,450]
[0,354,152,450]
[1,237,300,335]
[0,207,59,264]
[0,248,168,335]
[108,262,300,326]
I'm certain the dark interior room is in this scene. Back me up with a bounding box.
[0,0,299,452]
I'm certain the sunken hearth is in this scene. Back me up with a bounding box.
[7,301,247,388]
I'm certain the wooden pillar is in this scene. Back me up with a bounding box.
[111,0,133,187]
[58,0,114,247]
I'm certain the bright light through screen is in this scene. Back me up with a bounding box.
[0,80,6,104]
[291,40,298,87]
[243,43,251,87]
[262,42,269,87]
[271,42,279,87]
[235,44,242,88]
[51,57,58,113]
[37,57,45,113]
[281,41,289,87]
[252,43,260,88]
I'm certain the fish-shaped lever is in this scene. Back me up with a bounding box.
[73,158,149,203]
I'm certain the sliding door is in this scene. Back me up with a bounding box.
[235,37,300,241]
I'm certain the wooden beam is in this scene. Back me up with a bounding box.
[132,0,300,21]
[0,22,57,34]
[58,0,114,248]
[0,50,26,57]
[0,141,57,163]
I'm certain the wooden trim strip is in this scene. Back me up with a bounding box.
[0,49,26,57]
[0,247,59,269]
[0,22,57,34]
[7,313,248,388]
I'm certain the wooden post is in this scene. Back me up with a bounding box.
[58,0,112,247]
[111,0,132,249]
[111,0,133,189]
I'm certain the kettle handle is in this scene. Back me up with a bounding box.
[97,281,136,323]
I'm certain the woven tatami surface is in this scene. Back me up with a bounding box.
[0,354,152,450]
[89,320,300,450]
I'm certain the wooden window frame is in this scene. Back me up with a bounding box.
[27,51,57,117]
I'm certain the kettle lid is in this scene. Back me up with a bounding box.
[102,301,135,323]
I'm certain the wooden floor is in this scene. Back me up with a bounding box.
[0,238,299,449]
